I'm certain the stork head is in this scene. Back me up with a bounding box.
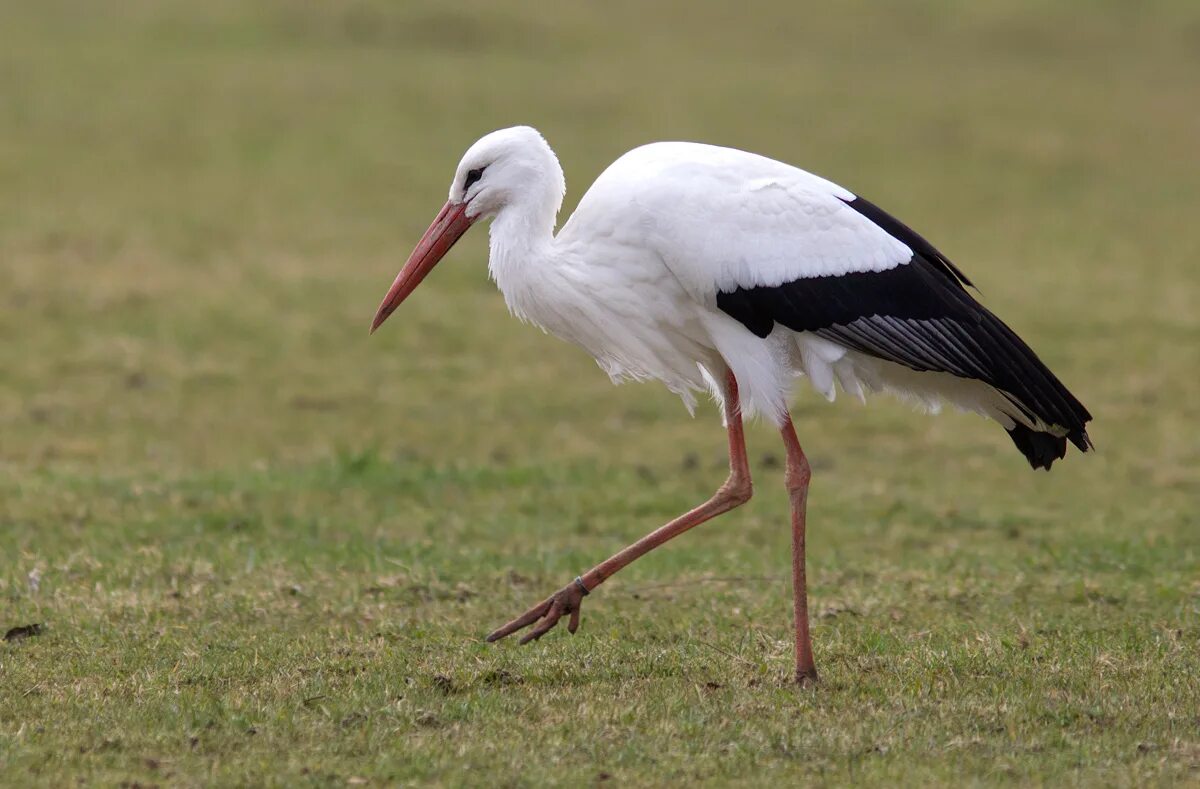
[370,126,565,333]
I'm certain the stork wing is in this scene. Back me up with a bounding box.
[716,208,1089,442]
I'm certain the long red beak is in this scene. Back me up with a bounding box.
[370,200,475,333]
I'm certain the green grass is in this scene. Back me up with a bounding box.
[3,0,1200,785]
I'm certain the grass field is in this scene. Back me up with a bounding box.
[3,1,1200,785]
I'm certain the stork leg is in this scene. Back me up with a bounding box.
[486,370,752,645]
[780,411,818,685]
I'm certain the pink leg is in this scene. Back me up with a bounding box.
[487,370,752,645]
[780,411,818,684]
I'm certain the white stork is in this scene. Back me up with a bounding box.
[370,126,1092,684]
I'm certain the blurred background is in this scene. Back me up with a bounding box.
[2,1,1197,477]
[2,1,1198,784]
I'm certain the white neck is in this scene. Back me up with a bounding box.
[487,198,558,288]
[485,154,568,315]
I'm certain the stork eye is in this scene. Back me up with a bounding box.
[464,167,485,190]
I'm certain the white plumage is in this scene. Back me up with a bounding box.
[436,127,1014,429]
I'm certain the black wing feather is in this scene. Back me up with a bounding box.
[715,196,1093,467]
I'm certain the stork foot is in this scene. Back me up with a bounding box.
[794,667,819,688]
[485,579,588,645]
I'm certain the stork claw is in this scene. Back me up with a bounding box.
[486,580,588,644]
